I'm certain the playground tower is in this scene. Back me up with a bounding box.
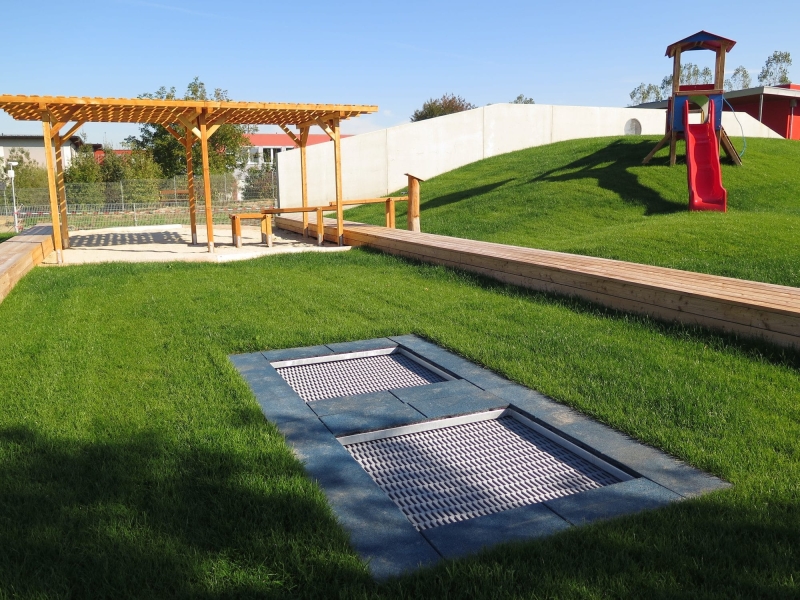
[643,31,741,211]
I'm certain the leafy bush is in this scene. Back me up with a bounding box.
[410,94,475,122]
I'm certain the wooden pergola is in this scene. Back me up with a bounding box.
[0,95,377,263]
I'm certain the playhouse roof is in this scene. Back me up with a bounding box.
[665,31,736,58]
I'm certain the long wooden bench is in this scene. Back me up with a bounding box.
[0,225,55,304]
[274,214,800,350]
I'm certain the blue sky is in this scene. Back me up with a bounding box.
[1,0,796,145]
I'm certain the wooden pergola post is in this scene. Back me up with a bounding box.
[199,110,215,252]
[332,118,344,246]
[405,173,423,232]
[53,136,70,249]
[40,107,63,264]
[299,126,310,237]
[185,132,198,245]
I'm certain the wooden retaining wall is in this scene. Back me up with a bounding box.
[0,225,54,304]
[276,214,800,349]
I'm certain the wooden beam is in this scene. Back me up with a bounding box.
[295,112,342,131]
[299,125,310,236]
[49,106,83,138]
[178,114,202,139]
[199,110,215,252]
[185,132,198,245]
[715,44,727,90]
[53,137,70,249]
[58,119,87,143]
[40,109,63,263]
[316,207,324,245]
[406,173,421,232]
[672,48,682,95]
[316,119,336,140]
[332,118,343,245]
[720,127,743,166]
[206,116,227,138]
[643,134,670,164]
[278,124,301,146]
[164,124,184,143]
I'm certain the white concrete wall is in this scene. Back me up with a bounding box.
[277,104,781,207]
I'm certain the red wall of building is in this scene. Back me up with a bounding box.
[727,96,800,140]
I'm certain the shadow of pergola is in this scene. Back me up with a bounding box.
[68,231,185,248]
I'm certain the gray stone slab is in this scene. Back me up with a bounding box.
[389,379,479,404]
[531,410,730,498]
[544,478,681,526]
[228,352,270,374]
[388,335,480,378]
[319,395,427,437]
[310,391,401,417]
[407,390,509,420]
[481,382,558,415]
[231,358,316,426]
[447,364,518,391]
[231,353,309,423]
[325,338,398,354]
[422,503,570,560]
[261,345,334,363]
[279,417,441,579]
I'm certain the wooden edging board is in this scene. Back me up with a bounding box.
[274,214,800,350]
[0,225,55,304]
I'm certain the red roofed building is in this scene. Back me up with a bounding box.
[245,133,352,167]
[723,84,800,140]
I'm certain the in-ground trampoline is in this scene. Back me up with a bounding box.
[231,335,729,579]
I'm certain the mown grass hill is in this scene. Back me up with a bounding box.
[348,136,800,287]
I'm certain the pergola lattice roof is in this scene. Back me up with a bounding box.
[0,94,377,126]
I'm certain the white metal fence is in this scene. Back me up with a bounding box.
[0,173,278,233]
[0,201,276,233]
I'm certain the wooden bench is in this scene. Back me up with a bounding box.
[159,189,190,202]
[274,214,800,350]
[230,213,273,248]
[262,206,334,246]
[0,225,55,304]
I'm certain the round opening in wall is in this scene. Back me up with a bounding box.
[624,118,642,135]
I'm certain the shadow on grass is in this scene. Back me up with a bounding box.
[422,180,514,211]
[0,425,370,598]
[530,140,685,216]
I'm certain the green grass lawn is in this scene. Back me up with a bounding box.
[347,136,800,286]
[1,250,798,598]
[0,232,14,243]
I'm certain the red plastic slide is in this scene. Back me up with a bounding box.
[683,99,727,211]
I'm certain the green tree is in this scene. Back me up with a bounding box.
[0,148,48,188]
[511,94,535,104]
[629,83,662,105]
[410,94,476,122]
[122,148,164,180]
[64,145,104,204]
[64,145,101,184]
[631,63,716,105]
[125,77,253,177]
[725,65,752,91]
[120,149,164,203]
[758,51,792,86]
[99,148,125,183]
[242,160,275,202]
